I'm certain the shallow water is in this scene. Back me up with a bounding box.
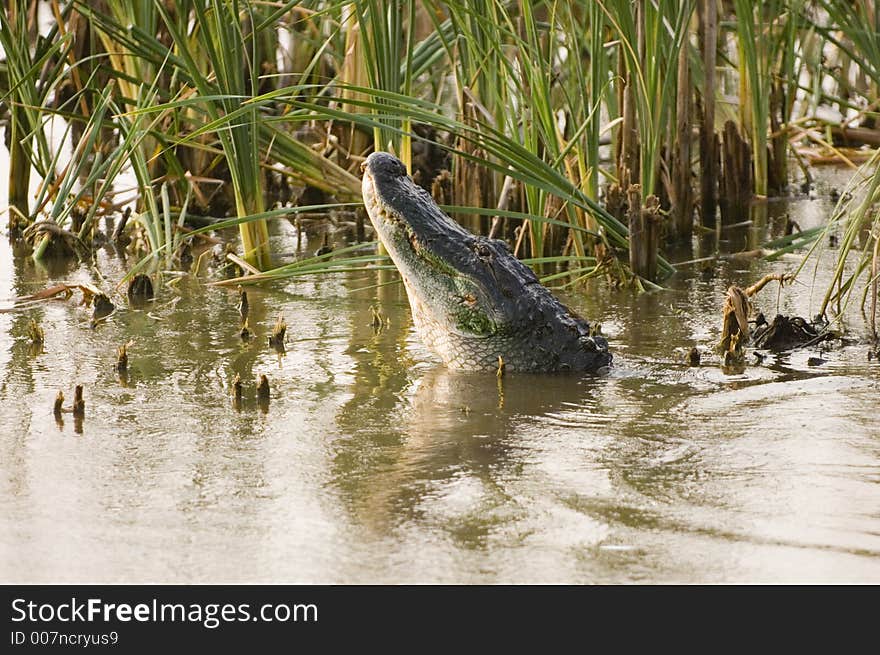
[1,168,879,583]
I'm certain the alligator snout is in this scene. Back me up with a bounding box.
[361,151,611,373]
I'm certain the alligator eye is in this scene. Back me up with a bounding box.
[474,243,492,259]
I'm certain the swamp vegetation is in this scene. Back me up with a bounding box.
[1,0,880,584]
[2,1,880,300]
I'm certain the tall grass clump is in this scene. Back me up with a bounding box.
[796,152,880,326]
[8,0,880,292]
[0,0,74,229]
[143,0,272,269]
[601,0,695,198]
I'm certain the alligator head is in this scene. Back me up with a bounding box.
[361,151,611,373]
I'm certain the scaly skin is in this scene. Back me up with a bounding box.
[361,152,612,373]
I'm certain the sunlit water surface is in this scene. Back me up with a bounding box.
[1,168,878,583]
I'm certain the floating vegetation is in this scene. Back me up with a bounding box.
[752,315,836,351]
[718,274,795,364]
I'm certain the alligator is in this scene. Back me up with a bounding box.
[361,151,612,373]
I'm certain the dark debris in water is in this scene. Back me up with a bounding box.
[92,294,115,323]
[127,274,154,308]
[752,314,836,351]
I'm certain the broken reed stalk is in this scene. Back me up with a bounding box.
[872,234,879,338]
[627,184,661,281]
[619,40,640,188]
[698,0,718,224]
[453,102,493,235]
[671,32,693,239]
[768,81,788,193]
[257,374,270,412]
[8,103,31,233]
[269,314,287,351]
[232,373,243,408]
[27,319,44,346]
[719,120,753,222]
[126,273,154,305]
[237,288,249,322]
[719,286,750,356]
[257,375,270,402]
[115,343,128,373]
[73,384,85,417]
[338,3,372,170]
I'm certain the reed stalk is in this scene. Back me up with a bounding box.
[671,24,693,239]
[154,0,271,269]
[698,0,718,223]
[1,0,72,226]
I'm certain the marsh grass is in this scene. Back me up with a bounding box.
[2,0,880,313]
[0,0,75,225]
[794,151,880,321]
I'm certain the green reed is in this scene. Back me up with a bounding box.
[6,0,880,296]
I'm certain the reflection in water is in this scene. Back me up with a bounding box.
[1,172,880,583]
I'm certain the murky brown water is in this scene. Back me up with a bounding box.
[1,166,879,583]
